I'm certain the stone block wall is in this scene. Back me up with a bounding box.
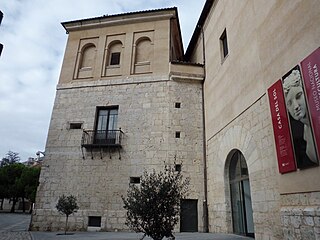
[281,192,320,240]
[206,94,283,239]
[31,75,205,231]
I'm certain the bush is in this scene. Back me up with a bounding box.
[122,165,189,240]
[56,194,79,234]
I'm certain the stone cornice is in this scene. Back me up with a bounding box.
[62,9,177,33]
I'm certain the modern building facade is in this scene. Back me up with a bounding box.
[32,0,320,239]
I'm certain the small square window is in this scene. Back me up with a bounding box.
[175,131,181,138]
[175,164,181,172]
[88,216,101,227]
[130,177,140,184]
[69,122,82,129]
[110,52,120,65]
[175,102,181,108]
[220,29,228,59]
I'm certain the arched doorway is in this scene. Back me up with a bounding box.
[229,150,255,238]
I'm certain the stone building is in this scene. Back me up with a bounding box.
[31,8,206,232]
[185,0,320,239]
[32,0,320,239]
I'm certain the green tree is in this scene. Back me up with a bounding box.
[0,151,20,167]
[56,195,79,235]
[0,167,8,210]
[0,151,22,211]
[18,167,41,213]
[3,163,25,212]
[0,157,40,212]
[122,165,190,240]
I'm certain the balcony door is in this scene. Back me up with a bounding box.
[95,107,118,144]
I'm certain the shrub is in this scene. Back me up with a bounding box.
[122,165,189,240]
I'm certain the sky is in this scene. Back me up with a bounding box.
[0,0,206,161]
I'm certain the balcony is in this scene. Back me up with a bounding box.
[81,129,123,148]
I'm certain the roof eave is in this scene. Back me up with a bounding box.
[185,0,215,61]
[61,7,177,34]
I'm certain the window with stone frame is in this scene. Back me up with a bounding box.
[133,36,153,74]
[135,37,152,64]
[77,43,96,78]
[80,44,96,70]
[108,41,122,66]
[220,29,229,60]
[110,52,121,65]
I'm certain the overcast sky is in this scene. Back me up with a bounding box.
[0,0,206,161]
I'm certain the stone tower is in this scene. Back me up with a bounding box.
[31,8,206,232]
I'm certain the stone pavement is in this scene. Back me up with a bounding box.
[0,230,254,240]
[31,231,253,240]
[0,212,31,232]
[0,212,32,240]
[0,213,253,240]
[0,232,32,240]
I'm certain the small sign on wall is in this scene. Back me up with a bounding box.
[268,80,297,173]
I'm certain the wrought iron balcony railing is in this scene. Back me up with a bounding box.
[81,129,123,148]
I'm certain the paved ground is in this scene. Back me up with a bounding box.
[0,212,32,240]
[0,213,253,240]
[0,232,32,240]
[31,232,252,240]
[0,212,31,232]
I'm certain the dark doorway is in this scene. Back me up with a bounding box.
[88,216,101,227]
[229,150,255,238]
[180,199,198,232]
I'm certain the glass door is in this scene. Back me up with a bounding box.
[229,150,255,238]
[243,179,254,236]
[230,181,245,235]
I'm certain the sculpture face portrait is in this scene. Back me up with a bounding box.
[282,67,318,166]
[285,85,306,121]
[283,69,307,122]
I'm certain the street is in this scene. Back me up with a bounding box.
[0,213,253,240]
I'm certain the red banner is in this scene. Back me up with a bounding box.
[268,80,297,173]
[300,48,320,160]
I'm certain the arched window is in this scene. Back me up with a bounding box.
[133,37,153,74]
[135,37,152,64]
[108,41,123,66]
[77,43,96,78]
[103,40,123,77]
[80,44,96,69]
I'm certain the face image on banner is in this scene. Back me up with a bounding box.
[282,65,319,169]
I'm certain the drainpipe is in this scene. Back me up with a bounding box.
[199,24,209,233]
